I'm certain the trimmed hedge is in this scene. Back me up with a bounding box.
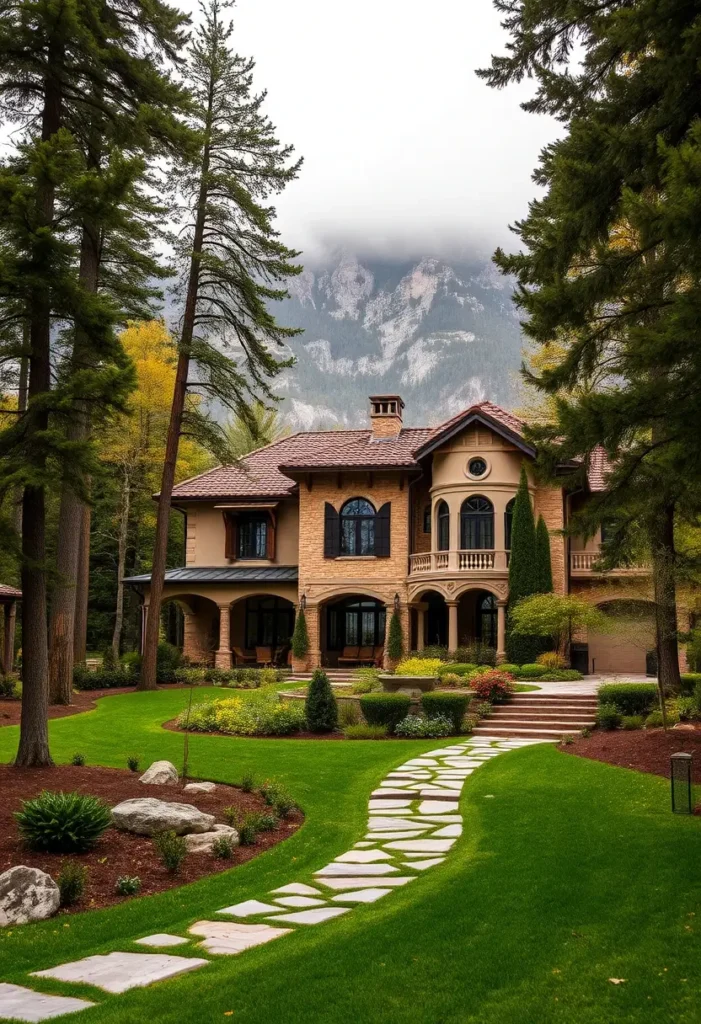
[421,692,470,732]
[598,683,658,716]
[73,667,130,690]
[680,673,701,696]
[438,663,478,677]
[360,693,412,733]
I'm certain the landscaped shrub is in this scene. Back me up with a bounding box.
[420,645,449,661]
[360,692,412,732]
[438,663,478,677]
[73,666,129,690]
[421,692,470,732]
[102,646,118,671]
[394,657,443,677]
[621,715,644,730]
[153,830,187,873]
[644,709,664,728]
[179,694,306,736]
[440,673,461,688]
[387,609,404,661]
[156,642,183,683]
[497,663,520,675]
[259,780,297,817]
[598,683,658,716]
[121,651,142,679]
[679,673,701,696]
[212,835,235,859]
[57,863,88,907]
[352,667,381,694]
[115,875,141,896]
[455,643,496,666]
[291,609,310,659]
[596,703,621,730]
[259,668,281,686]
[686,627,701,672]
[476,701,492,718]
[338,701,361,727]
[471,670,515,704]
[174,667,206,685]
[694,680,701,717]
[394,713,453,738]
[538,669,583,682]
[536,651,566,670]
[0,675,20,699]
[344,723,388,739]
[126,754,140,772]
[305,669,338,733]
[16,791,112,853]
[70,752,86,766]
[240,772,256,792]
[514,663,545,679]
[670,696,697,721]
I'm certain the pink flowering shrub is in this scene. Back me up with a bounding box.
[471,670,515,704]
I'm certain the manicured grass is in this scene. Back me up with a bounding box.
[1,689,701,1023]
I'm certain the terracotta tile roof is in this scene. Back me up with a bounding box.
[0,583,21,599]
[170,401,606,500]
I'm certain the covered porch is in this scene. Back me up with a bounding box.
[410,585,507,660]
[0,583,20,675]
[123,566,298,669]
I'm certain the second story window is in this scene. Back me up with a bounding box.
[423,504,431,533]
[461,496,494,550]
[505,497,515,549]
[437,500,450,550]
[238,513,268,558]
[340,498,376,555]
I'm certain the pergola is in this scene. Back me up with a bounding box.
[0,584,20,675]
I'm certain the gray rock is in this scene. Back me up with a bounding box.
[139,760,179,786]
[183,782,216,793]
[183,826,239,854]
[111,798,215,836]
[0,866,60,926]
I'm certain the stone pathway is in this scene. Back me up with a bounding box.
[1,735,542,1021]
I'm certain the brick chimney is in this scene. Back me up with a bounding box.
[369,395,404,438]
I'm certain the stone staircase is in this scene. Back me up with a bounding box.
[472,693,598,741]
[286,669,357,689]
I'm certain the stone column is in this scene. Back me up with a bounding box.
[497,600,507,663]
[447,601,459,653]
[416,605,426,652]
[2,601,16,675]
[215,604,232,669]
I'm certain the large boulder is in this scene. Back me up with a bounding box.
[139,760,179,786]
[183,782,216,794]
[111,798,215,836]
[0,866,60,926]
[184,825,239,854]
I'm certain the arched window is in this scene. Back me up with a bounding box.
[460,496,494,550]
[478,594,497,647]
[436,500,450,551]
[340,498,376,556]
[422,504,431,534]
[505,497,516,550]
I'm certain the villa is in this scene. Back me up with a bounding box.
[125,396,663,676]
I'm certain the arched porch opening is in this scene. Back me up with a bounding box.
[157,593,220,666]
[229,594,295,667]
[457,589,498,649]
[320,593,387,668]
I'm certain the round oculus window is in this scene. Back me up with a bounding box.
[467,457,488,478]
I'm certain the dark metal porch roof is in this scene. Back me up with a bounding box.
[123,566,299,585]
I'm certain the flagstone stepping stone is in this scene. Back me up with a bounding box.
[271,883,322,896]
[315,863,398,876]
[331,888,391,903]
[423,747,467,755]
[442,759,484,768]
[273,896,327,908]
[217,899,279,917]
[368,807,417,816]
[0,982,95,1022]
[417,789,462,799]
[335,849,393,863]
[384,839,455,853]
[386,772,432,779]
[266,907,350,925]
[367,818,425,830]
[134,934,189,947]
[366,830,429,840]
[403,858,445,871]
[433,770,473,777]
[111,798,215,836]
[401,759,439,767]
[33,952,208,994]
[317,876,417,890]
[419,800,459,814]
[379,781,413,788]
[371,789,417,799]
[355,841,375,848]
[368,800,412,810]
[426,780,465,791]
[189,921,290,955]
[414,814,463,824]
[432,824,462,837]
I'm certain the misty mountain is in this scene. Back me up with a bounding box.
[272,252,524,429]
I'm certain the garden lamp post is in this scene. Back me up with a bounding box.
[670,752,693,814]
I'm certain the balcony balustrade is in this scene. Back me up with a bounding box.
[569,550,647,575]
[409,550,509,575]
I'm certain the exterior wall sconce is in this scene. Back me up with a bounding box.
[393,592,400,613]
[300,593,306,612]
[671,752,693,814]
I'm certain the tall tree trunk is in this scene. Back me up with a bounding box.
[12,347,29,537]
[650,499,681,711]
[111,467,131,657]
[48,219,100,704]
[15,54,63,767]
[139,84,214,691]
[73,503,91,666]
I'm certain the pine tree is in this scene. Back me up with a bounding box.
[305,669,338,733]
[291,609,310,660]
[506,466,540,664]
[223,401,289,460]
[140,0,302,689]
[0,0,189,762]
[387,610,404,662]
[535,516,553,595]
[479,0,701,694]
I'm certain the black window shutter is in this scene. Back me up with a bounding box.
[324,502,340,558]
[375,502,391,557]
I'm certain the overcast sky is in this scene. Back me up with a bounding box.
[198,0,561,264]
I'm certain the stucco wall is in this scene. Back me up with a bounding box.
[183,499,299,567]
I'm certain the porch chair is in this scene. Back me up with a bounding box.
[337,646,360,665]
[357,646,376,665]
[255,646,273,667]
[372,646,385,667]
[232,646,256,665]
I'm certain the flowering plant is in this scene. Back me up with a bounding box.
[471,670,515,704]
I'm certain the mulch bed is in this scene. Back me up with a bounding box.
[563,726,701,785]
[0,764,302,914]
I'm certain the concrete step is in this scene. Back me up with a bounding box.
[489,711,595,723]
[472,724,579,739]
[510,694,598,703]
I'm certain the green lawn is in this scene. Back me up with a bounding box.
[1,688,700,1023]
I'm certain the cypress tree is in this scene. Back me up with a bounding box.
[305,669,338,734]
[291,609,310,660]
[535,515,553,595]
[387,610,404,662]
[141,0,302,689]
[506,465,540,663]
[478,0,701,694]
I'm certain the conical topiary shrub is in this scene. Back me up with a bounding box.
[305,668,338,733]
[291,609,309,659]
[387,609,404,663]
[535,515,553,594]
